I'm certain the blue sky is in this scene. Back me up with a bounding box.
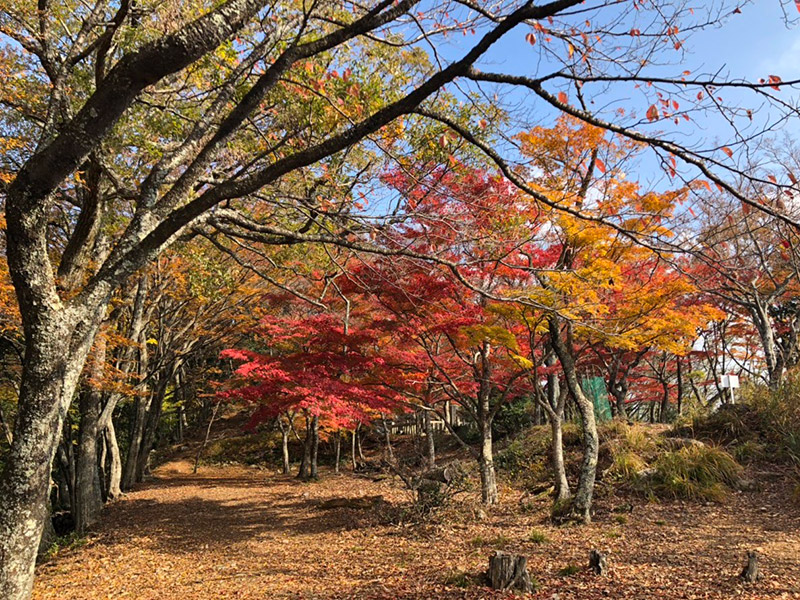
[434,1,800,189]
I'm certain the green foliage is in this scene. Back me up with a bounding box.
[732,440,766,464]
[650,445,742,502]
[40,532,87,563]
[495,435,548,484]
[527,529,549,544]
[452,423,481,445]
[492,396,536,439]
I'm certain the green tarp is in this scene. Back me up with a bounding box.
[581,376,613,422]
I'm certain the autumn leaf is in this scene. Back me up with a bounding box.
[594,158,606,174]
[722,146,733,158]
[768,74,783,91]
[694,180,712,192]
[646,104,659,122]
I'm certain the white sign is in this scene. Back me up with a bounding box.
[720,374,740,389]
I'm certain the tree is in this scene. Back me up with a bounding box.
[220,299,405,479]
[695,188,800,390]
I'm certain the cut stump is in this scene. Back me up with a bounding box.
[589,549,608,575]
[488,551,533,593]
[740,550,762,583]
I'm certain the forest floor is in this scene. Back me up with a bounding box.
[33,453,800,599]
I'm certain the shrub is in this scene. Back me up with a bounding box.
[650,445,742,502]
[744,375,800,466]
[492,396,536,439]
[604,422,658,482]
[609,451,648,480]
[494,430,550,488]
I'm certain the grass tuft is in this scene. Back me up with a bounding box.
[528,528,549,544]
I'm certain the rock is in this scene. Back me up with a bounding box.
[736,479,758,492]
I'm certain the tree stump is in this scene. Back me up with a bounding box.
[488,551,533,593]
[740,550,762,583]
[589,549,607,575]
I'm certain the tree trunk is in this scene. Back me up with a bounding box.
[0,307,101,600]
[478,422,498,506]
[334,430,341,474]
[676,358,684,417]
[611,386,627,420]
[297,415,312,480]
[56,440,76,513]
[135,374,170,482]
[121,319,151,491]
[356,423,365,461]
[98,428,108,503]
[74,390,103,533]
[0,401,13,445]
[550,413,570,503]
[545,362,570,504]
[176,401,185,444]
[104,420,123,500]
[424,409,436,468]
[310,414,319,480]
[193,399,221,474]
[278,419,290,475]
[570,386,599,522]
[381,414,393,460]
[122,393,150,490]
[36,503,56,561]
[751,301,783,390]
[659,371,671,424]
[351,428,358,470]
[549,317,598,523]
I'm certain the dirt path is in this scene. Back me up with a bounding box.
[34,460,800,599]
